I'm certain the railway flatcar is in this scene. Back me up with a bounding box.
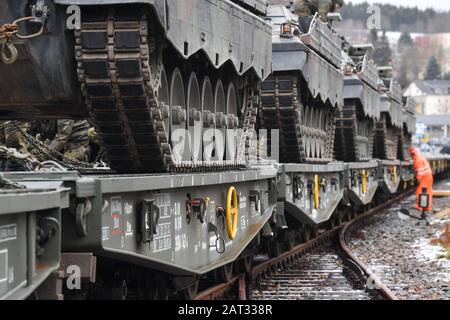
[1,1,449,300]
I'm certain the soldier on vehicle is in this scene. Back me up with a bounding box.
[47,119,91,162]
[87,126,104,163]
[292,0,344,22]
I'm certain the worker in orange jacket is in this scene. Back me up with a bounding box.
[409,147,433,216]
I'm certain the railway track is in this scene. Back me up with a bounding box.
[195,191,414,300]
[346,178,450,300]
[250,246,372,300]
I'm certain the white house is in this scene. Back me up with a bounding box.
[404,80,450,115]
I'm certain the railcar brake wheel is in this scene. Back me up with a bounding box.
[313,175,319,209]
[226,186,239,240]
[362,170,367,194]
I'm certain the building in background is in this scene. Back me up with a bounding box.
[404,80,450,115]
[404,80,450,148]
[415,115,450,140]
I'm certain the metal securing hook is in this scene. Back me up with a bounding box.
[1,42,18,65]
[75,199,92,236]
[208,222,225,254]
[0,12,47,65]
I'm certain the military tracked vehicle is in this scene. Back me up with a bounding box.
[0,0,272,173]
[335,43,380,162]
[257,6,346,256]
[373,67,403,161]
[400,96,415,161]
[1,2,438,301]
[260,7,342,164]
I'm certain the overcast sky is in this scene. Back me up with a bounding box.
[347,0,450,12]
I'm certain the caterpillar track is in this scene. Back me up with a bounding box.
[260,74,335,164]
[373,115,400,161]
[75,6,259,173]
[398,130,412,161]
[75,8,170,173]
[335,103,374,162]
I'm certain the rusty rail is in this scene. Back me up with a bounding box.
[250,230,339,279]
[194,275,242,300]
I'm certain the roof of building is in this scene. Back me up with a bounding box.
[411,80,450,95]
[416,114,450,126]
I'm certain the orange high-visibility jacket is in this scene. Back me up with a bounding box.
[413,154,432,180]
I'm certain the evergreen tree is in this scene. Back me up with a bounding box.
[398,32,414,47]
[424,56,442,80]
[397,32,419,88]
[340,2,450,33]
[371,30,392,66]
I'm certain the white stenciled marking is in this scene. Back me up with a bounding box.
[239,196,247,209]
[110,197,122,214]
[241,215,247,231]
[0,249,7,283]
[8,267,13,284]
[153,223,172,253]
[113,216,120,229]
[125,221,133,237]
[124,202,133,215]
[182,234,188,250]
[210,236,217,251]
[101,227,110,241]
[0,224,17,243]
[175,235,181,252]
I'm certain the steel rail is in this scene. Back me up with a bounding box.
[194,276,241,300]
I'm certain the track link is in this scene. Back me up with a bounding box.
[397,130,411,161]
[373,115,401,161]
[237,86,259,162]
[335,103,374,162]
[260,74,335,164]
[75,7,171,173]
[260,75,305,163]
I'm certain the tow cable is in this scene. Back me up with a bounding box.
[0,1,49,64]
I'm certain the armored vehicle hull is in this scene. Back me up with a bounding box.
[336,56,380,162]
[399,97,415,161]
[0,0,272,173]
[373,79,403,161]
[261,7,343,164]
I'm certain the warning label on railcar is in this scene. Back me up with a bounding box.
[0,224,17,243]
[110,197,123,235]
